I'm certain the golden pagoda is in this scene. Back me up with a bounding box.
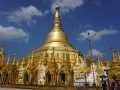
[110,47,120,78]
[0,4,120,87]
[16,4,78,85]
[20,3,77,66]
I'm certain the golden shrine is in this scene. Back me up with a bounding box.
[0,4,120,87]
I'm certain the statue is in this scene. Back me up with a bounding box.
[8,75,11,83]
[56,74,58,82]
[29,73,32,84]
[57,63,61,69]
[68,75,70,83]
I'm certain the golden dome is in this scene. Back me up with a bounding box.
[35,4,75,52]
[19,4,77,65]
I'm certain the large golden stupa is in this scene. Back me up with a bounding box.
[22,4,77,65]
[0,4,120,87]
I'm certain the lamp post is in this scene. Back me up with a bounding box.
[81,32,97,86]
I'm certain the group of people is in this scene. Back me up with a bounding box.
[101,78,120,90]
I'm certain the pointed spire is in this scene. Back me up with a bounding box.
[115,52,119,62]
[1,53,5,66]
[6,53,11,65]
[97,57,101,69]
[111,47,117,63]
[31,49,34,64]
[12,52,17,65]
[16,60,19,68]
[106,60,110,67]
[21,57,25,67]
[63,49,68,61]
[0,45,4,55]
[54,4,61,23]
[100,59,103,66]
[117,50,120,63]
[51,3,63,31]
[83,54,87,68]
[38,55,42,67]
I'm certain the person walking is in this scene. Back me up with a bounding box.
[101,78,107,90]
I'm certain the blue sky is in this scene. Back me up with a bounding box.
[0,0,120,63]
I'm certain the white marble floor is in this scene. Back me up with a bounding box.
[0,88,35,90]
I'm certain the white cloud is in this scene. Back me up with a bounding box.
[77,28,118,41]
[51,0,84,13]
[6,5,49,25]
[0,25,29,43]
[84,24,92,29]
[87,49,104,57]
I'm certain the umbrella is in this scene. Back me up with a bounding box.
[100,75,107,78]
[115,78,119,81]
[108,79,116,82]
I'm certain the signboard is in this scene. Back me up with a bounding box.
[74,72,85,79]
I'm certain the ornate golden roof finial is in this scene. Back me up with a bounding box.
[1,44,4,51]
[97,57,101,69]
[111,47,117,63]
[117,50,120,63]
[63,49,68,61]
[16,60,19,68]
[6,53,11,65]
[53,3,61,28]
[21,56,25,67]
[83,54,87,68]
[100,59,103,66]
[106,60,110,67]
[31,49,34,64]
[12,52,17,65]
[0,44,4,55]
[56,3,59,9]
[1,53,5,66]
[38,55,42,67]
[115,52,119,62]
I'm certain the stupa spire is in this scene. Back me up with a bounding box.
[12,52,17,65]
[0,45,4,55]
[16,60,19,68]
[1,53,5,66]
[21,57,25,67]
[97,58,101,69]
[39,3,74,48]
[83,54,87,67]
[51,3,62,31]
[111,47,117,63]
[31,49,34,64]
[6,53,11,65]
[38,55,42,68]
[117,50,120,63]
